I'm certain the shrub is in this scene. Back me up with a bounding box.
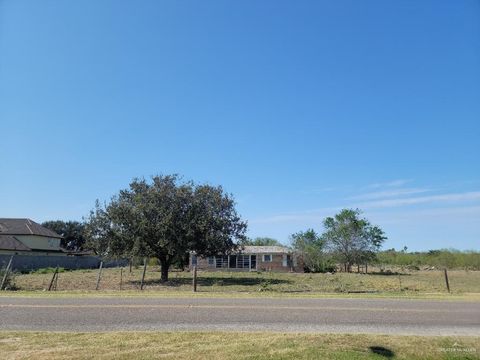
[0,269,17,290]
[376,249,480,270]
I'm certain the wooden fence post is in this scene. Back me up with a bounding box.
[140,258,147,290]
[120,268,123,290]
[48,267,59,291]
[192,265,197,292]
[444,268,450,293]
[95,261,104,290]
[54,270,59,291]
[0,255,14,290]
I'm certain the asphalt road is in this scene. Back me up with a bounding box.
[0,297,479,335]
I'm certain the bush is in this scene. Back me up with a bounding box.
[376,249,480,270]
[0,269,17,290]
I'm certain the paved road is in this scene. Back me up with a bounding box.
[0,297,479,335]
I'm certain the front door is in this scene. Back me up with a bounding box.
[250,255,257,270]
[229,255,237,268]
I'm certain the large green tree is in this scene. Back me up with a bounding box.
[42,220,86,251]
[322,209,386,272]
[84,175,247,281]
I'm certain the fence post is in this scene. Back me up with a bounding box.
[0,255,14,290]
[54,270,59,291]
[192,265,197,292]
[140,258,147,290]
[444,268,450,293]
[48,267,59,291]
[120,268,123,290]
[95,261,104,290]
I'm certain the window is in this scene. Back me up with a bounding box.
[262,254,272,262]
[236,255,250,269]
[208,257,215,266]
[215,256,228,268]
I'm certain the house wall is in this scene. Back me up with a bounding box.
[257,253,290,272]
[191,253,303,273]
[15,235,62,251]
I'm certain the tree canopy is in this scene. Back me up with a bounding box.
[322,209,386,272]
[290,209,386,272]
[290,229,333,273]
[42,220,86,251]
[84,175,247,281]
[244,237,282,246]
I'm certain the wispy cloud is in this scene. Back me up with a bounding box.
[249,207,337,224]
[368,205,480,225]
[251,190,480,225]
[349,188,431,201]
[367,179,412,189]
[354,191,480,209]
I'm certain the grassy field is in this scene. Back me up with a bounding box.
[1,332,478,360]
[10,266,480,296]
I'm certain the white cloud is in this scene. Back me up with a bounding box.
[367,179,412,189]
[251,191,480,225]
[354,191,480,209]
[368,205,480,225]
[349,188,431,201]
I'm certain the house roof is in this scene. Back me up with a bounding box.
[0,235,32,251]
[0,218,62,238]
[241,246,292,254]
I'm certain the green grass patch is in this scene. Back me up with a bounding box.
[0,332,478,359]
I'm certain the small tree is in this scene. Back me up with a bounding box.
[84,175,247,282]
[291,229,332,272]
[322,209,386,272]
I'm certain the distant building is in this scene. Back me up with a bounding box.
[0,218,66,256]
[190,245,304,273]
[0,218,126,271]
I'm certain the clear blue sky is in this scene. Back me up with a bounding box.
[1,1,479,251]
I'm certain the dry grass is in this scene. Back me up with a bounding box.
[11,266,480,296]
[1,332,479,360]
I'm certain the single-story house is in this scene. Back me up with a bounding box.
[190,245,304,273]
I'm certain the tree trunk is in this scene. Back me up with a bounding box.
[158,255,171,282]
[161,265,169,282]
